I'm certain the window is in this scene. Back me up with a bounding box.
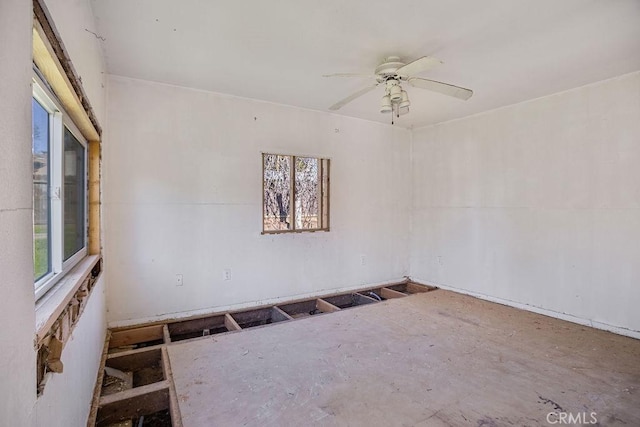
[262,153,330,233]
[32,75,88,299]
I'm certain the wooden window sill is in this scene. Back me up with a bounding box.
[261,228,330,235]
[35,254,100,343]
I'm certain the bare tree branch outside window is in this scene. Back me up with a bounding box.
[263,154,291,231]
[295,157,318,229]
[263,154,329,233]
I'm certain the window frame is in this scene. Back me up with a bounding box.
[32,88,55,284]
[33,73,88,301]
[261,152,330,235]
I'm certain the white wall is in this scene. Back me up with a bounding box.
[35,276,106,426]
[411,71,640,337]
[0,0,38,425]
[36,276,107,426]
[32,0,109,424]
[104,76,411,323]
[0,0,106,425]
[43,0,107,125]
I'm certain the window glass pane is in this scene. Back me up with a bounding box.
[33,99,51,281]
[63,128,85,260]
[294,157,319,229]
[263,154,291,231]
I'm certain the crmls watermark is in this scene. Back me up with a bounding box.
[546,411,598,425]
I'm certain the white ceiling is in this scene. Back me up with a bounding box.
[91,0,640,129]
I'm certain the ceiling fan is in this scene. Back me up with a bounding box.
[324,56,473,122]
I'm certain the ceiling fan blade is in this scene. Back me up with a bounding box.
[323,73,376,78]
[408,78,473,100]
[396,56,443,77]
[329,84,379,110]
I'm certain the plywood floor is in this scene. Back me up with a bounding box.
[167,290,640,426]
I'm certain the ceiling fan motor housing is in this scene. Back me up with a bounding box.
[375,56,406,80]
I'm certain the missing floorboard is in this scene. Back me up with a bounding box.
[102,349,164,397]
[278,299,333,318]
[230,306,290,329]
[96,381,170,427]
[136,409,172,427]
[322,293,378,309]
[168,314,228,342]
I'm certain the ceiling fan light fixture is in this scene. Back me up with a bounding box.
[389,84,402,102]
[380,95,392,113]
[399,90,410,108]
[399,105,410,116]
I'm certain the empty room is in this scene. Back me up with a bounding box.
[2,0,640,426]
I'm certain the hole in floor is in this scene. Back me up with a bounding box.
[102,349,164,396]
[386,282,432,295]
[231,307,289,329]
[97,384,170,427]
[278,300,326,318]
[168,314,228,342]
[135,409,172,427]
[358,290,386,301]
[322,293,378,309]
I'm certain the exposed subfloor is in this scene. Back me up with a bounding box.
[92,282,431,426]
[168,290,640,426]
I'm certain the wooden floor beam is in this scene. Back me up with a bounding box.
[316,298,340,313]
[106,348,162,373]
[272,306,293,321]
[97,380,170,425]
[109,325,164,349]
[380,287,407,299]
[224,313,242,331]
[162,347,183,427]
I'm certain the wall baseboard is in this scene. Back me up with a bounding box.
[411,276,640,341]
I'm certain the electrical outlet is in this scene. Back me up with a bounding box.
[223,268,232,281]
[176,274,183,286]
[360,255,366,266]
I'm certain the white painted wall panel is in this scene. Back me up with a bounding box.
[43,0,107,125]
[104,76,411,323]
[0,0,107,424]
[31,0,109,423]
[35,276,106,426]
[0,0,40,424]
[411,72,640,336]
